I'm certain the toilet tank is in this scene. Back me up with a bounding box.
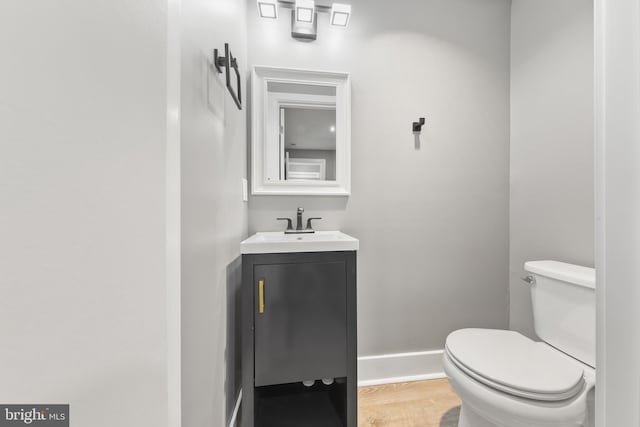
[525,260,596,368]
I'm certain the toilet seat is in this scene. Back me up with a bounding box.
[445,329,585,402]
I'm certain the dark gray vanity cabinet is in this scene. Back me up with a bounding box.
[242,251,357,427]
[254,260,348,386]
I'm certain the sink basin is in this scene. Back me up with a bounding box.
[240,231,359,254]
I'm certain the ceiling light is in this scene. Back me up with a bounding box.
[257,0,352,40]
[330,3,351,27]
[296,0,315,23]
[257,0,278,19]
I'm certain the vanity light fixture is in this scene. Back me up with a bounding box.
[330,3,351,27]
[257,0,352,41]
[295,0,315,23]
[257,0,278,18]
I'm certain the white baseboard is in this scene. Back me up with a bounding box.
[357,349,446,387]
[228,390,242,427]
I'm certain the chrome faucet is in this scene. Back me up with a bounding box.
[277,207,322,234]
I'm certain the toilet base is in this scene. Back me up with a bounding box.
[457,402,587,427]
[458,404,501,427]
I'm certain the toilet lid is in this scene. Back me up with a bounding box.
[445,329,585,401]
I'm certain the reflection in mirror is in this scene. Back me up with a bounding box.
[283,107,336,181]
[265,81,338,183]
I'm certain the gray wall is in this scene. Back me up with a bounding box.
[510,0,594,338]
[247,0,511,356]
[180,0,248,425]
[0,2,169,426]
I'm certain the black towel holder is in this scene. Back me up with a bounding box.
[413,117,426,133]
[213,43,242,110]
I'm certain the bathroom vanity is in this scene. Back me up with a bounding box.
[240,231,358,427]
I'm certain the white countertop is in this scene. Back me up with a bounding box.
[240,231,359,254]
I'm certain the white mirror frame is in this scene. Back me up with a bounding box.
[251,66,351,196]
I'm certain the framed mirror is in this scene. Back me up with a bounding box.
[251,66,351,195]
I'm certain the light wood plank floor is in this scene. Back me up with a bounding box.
[358,379,461,427]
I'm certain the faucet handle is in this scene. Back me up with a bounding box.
[276,218,294,231]
[297,207,304,213]
[305,217,322,230]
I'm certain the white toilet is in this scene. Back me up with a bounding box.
[443,260,596,427]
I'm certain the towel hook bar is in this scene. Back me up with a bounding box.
[213,43,242,110]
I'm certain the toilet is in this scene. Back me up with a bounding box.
[443,261,596,427]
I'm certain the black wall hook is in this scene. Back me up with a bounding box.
[213,43,242,110]
[413,117,426,132]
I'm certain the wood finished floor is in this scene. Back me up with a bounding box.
[358,379,461,427]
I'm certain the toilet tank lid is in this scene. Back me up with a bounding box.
[525,260,595,289]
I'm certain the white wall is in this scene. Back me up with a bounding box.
[179,0,248,425]
[509,0,594,339]
[0,1,171,426]
[247,0,511,358]
[595,0,640,425]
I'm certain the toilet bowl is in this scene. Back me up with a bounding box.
[444,329,595,427]
[444,261,596,427]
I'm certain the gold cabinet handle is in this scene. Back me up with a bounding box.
[258,279,265,314]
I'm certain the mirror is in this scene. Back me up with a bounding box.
[252,67,350,195]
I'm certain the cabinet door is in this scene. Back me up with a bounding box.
[254,261,347,387]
